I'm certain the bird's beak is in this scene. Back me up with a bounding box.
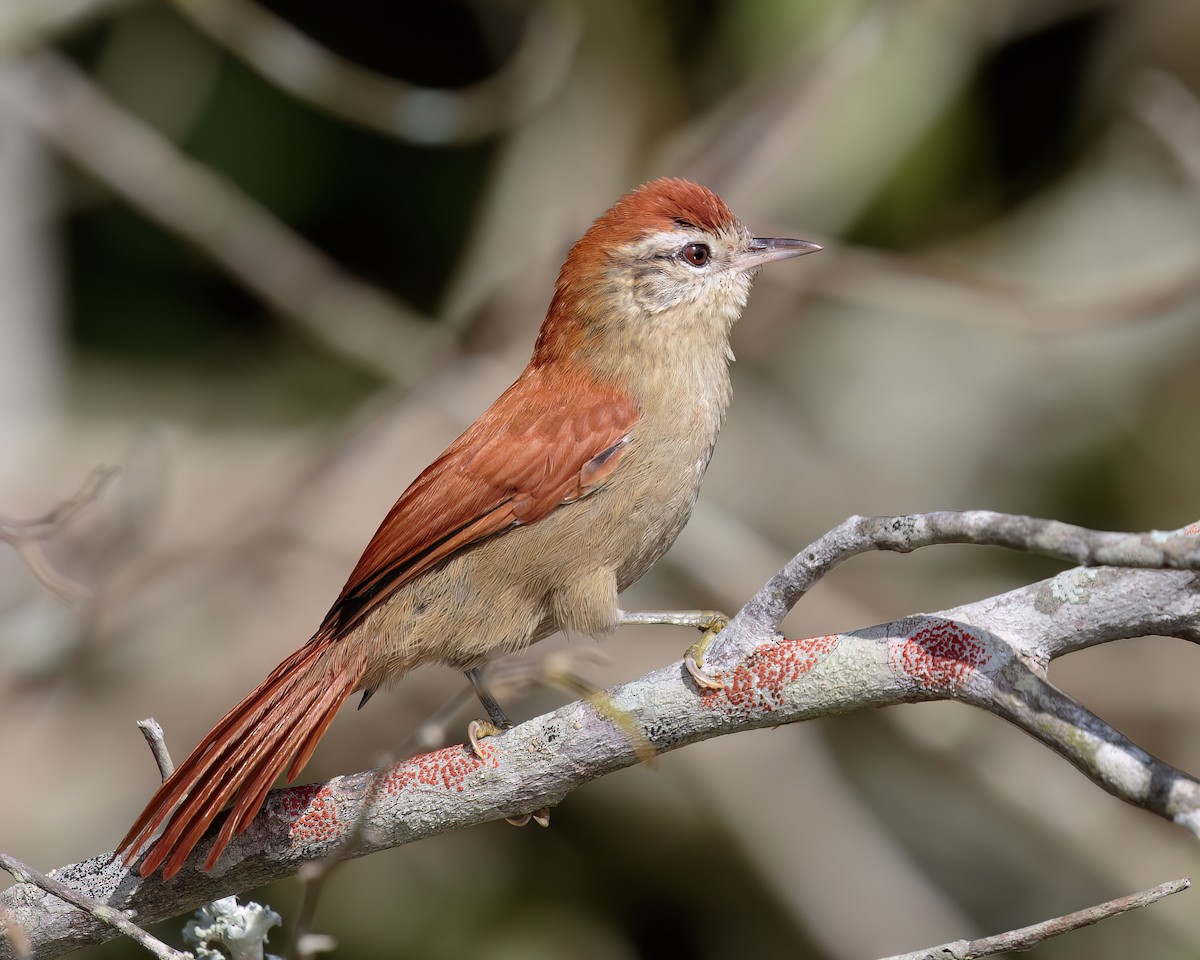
[736,237,822,272]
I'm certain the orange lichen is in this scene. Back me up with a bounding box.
[285,784,342,846]
[701,634,840,714]
[888,618,989,692]
[284,743,501,848]
[383,742,501,796]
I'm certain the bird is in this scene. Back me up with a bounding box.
[117,177,820,879]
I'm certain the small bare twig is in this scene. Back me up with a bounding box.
[135,719,175,782]
[0,854,187,960]
[0,465,116,601]
[882,877,1191,960]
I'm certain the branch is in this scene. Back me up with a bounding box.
[883,877,1191,960]
[720,510,1200,656]
[2,513,1198,958]
[164,0,581,145]
[0,52,445,383]
[0,854,187,960]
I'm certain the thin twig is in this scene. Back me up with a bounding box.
[165,0,581,145]
[0,465,116,539]
[882,877,1191,960]
[0,854,188,960]
[0,465,117,601]
[136,719,175,781]
[787,241,1200,336]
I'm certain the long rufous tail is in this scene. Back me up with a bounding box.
[118,640,367,879]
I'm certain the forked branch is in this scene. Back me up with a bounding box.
[1,512,1198,958]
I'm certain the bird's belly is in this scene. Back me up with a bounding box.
[359,434,715,684]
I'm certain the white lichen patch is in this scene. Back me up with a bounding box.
[1048,567,1099,605]
[1095,742,1150,799]
[184,896,282,960]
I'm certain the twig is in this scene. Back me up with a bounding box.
[0,51,445,383]
[0,465,116,540]
[787,240,1200,336]
[0,854,188,960]
[724,511,1200,658]
[136,719,175,781]
[165,0,581,145]
[1130,70,1200,199]
[0,0,136,55]
[882,877,1191,960]
[0,465,117,601]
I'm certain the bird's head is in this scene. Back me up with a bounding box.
[533,178,819,369]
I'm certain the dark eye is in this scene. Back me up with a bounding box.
[680,242,710,267]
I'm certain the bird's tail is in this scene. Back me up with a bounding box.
[117,639,367,879]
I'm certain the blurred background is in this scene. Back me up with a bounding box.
[2,0,1200,957]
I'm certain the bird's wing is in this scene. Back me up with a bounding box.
[318,363,638,638]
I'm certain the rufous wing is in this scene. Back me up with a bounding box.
[318,362,639,639]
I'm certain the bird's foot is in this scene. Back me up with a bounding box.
[465,718,549,826]
[684,613,728,690]
[467,718,508,757]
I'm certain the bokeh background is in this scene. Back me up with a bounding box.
[2,0,1200,957]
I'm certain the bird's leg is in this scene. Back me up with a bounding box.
[466,666,513,728]
[464,666,550,828]
[465,665,517,757]
[619,609,729,690]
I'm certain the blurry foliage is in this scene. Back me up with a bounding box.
[3,0,1200,958]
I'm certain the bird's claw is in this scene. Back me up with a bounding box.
[467,718,506,758]
[684,614,727,690]
[685,653,723,690]
[505,806,551,828]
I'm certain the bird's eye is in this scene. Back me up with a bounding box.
[680,242,710,267]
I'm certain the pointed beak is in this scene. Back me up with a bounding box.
[736,237,822,272]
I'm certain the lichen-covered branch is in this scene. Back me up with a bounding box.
[0,854,187,960]
[721,511,1200,660]
[2,513,1198,958]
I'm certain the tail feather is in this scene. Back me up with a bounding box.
[158,681,327,878]
[118,640,367,879]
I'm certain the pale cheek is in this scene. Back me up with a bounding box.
[631,270,690,314]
